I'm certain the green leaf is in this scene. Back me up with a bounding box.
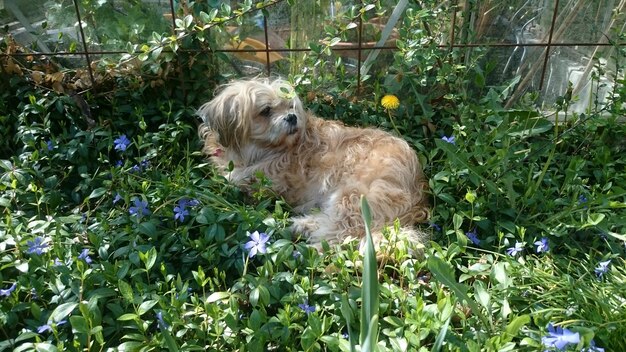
[137,300,158,316]
[49,302,78,323]
[431,314,451,352]
[361,314,379,352]
[162,330,179,351]
[427,256,491,331]
[360,196,379,347]
[117,313,139,321]
[340,294,356,352]
[34,343,57,352]
[87,187,107,199]
[452,213,463,231]
[435,139,500,194]
[507,116,552,137]
[140,247,158,271]
[585,213,606,227]
[118,280,135,302]
[206,291,230,303]
[504,315,530,340]
[137,222,157,237]
[70,316,89,334]
[473,281,491,310]
[329,37,341,46]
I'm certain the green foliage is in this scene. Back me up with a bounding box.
[1,1,626,351]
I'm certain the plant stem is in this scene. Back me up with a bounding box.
[531,110,560,196]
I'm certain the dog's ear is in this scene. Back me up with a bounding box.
[197,84,250,152]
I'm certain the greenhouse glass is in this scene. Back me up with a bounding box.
[1,0,624,112]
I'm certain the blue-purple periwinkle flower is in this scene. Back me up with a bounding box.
[506,242,524,257]
[442,135,456,145]
[534,237,549,253]
[298,300,316,314]
[26,236,49,255]
[466,229,480,245]
[78,248,93,264]
[129,198,151,218]
[113,134,131,152]
[244,231,270,258]
[0,282,17,297]
[541,323,580,350]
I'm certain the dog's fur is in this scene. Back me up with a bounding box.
[197,78,430,251]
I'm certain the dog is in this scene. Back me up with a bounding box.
[197,78,430,252]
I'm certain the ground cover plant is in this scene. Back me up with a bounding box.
[1,1,626,351]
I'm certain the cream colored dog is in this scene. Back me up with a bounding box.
[198,78,430,251]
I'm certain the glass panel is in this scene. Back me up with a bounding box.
[468,45,547,106]
[1,0,62,53]
[460,0,549,45]
[554,1,624,44]
[541,47,615,113]
[81,0,170,51]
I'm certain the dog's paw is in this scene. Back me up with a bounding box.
[289,216,320,237]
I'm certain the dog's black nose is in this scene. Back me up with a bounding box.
[285,113,297,125]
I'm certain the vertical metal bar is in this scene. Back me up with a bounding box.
[263,13,271,76]
[449,0,457,49]
[168,0,177,30]
[356,1,364,92]
[72,0,95,87]
[538,0,560,91]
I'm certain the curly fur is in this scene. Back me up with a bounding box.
[198,78,430,251]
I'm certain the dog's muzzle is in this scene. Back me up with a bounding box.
[284,113,299,134]
[285,113,297,126]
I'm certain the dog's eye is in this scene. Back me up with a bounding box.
[260,106,271,117]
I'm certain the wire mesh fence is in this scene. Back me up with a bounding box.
[1,0,624,111]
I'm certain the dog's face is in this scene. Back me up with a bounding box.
[198,79,307,153]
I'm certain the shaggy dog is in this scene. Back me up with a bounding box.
[197,78,430,251]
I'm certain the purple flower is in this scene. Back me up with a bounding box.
[298,300,316,314]
[37,320,66,334]
[541,323,580,350]
[26,236,49,255]
[46,140,54,151]
[342,332,349,339]
[173,204,189,222]
[442,135,456,145]
[180,198,200,207]
[78,249,92,264]
[37,324,52,334]
[594,260,611,278]
[244,231,270,258]
[534,237,549,253]
[578,194,588,204]
[292,250,302,259]
[466,229,480,245]
[113,193,123,204]
[156,311,169,330]
[113,135,131,152]
[0,282,17,297]
[430,222,442,232]
[173,198,198,223]
[115,160,123,167]
[129,198,150,218]
[53,257,68,266]
[506,242,524,256]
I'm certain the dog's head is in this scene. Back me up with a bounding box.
[198,78,307,154]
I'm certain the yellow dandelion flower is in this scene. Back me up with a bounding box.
[381,94,400,110]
